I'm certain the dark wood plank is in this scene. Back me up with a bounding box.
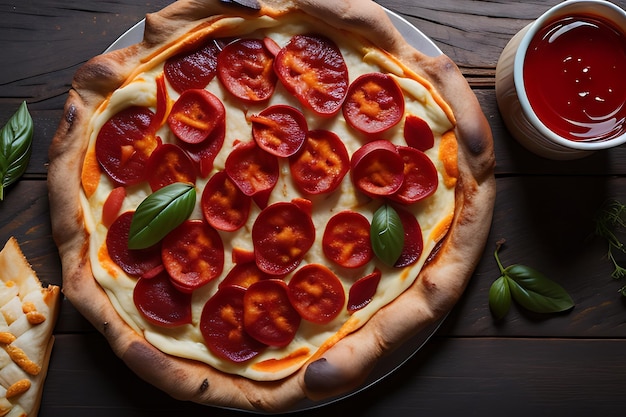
[444,175,626,337]
[41,333,626,417]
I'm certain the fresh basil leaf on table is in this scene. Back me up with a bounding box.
[0,101,33,201]
[489,239,574,320]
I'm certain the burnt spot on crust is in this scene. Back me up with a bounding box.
[65,103,77,127]
[220,0,261,10]
[304,358,345,392]
[199,378,209,393]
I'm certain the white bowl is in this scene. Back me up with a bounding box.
[495,0,626,160]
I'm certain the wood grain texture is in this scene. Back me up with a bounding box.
[2,0,626,415]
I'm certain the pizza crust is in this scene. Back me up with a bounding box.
[48,0,495,412]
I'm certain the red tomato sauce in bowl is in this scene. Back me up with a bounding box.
[523,14,626,142]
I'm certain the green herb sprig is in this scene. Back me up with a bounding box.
[128,182,196,249]
[593,199,626,295]
[0,101,33,200]
[370,203,404,267]
[489,239,574,320]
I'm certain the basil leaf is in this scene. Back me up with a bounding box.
[505,264,574,314]
[0,101,33,200]
[128,182,196,249]
[370,204,404,267]
[488,275,512,320]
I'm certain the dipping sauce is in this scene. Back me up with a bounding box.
[524,15,626,142]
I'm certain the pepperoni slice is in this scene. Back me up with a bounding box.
[347,268,382,314]
[219,261,273,290]
[390,146,438,204]
[404,114,434,151]
[161,220,224,292]
[217,38,277,102]
[164,40,220,94]
[95,106,159,186]
[201,170,251,232]
[322,210,373,268]
[274,34,349,116]
[133,271,192,328]
[343,73,405,135]
[394,206,423,268]
[263,37,281,56]
[200,285,267,363]
[252,201,315,275]
[232,247,255,264]
[251,105,307,157]
[287,264,345,324]
[146,143,197,191]
[167,89,226,145]
[102,186,126,228]
[289,129,349,195]
[350,139,404,198]
[106,211,162,277]
[243,279,301,347]
[177,119,225,178]
[225,140,278,208]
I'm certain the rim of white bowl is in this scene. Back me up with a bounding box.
[513,0,626,151]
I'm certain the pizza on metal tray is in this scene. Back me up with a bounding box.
[48,0,495,412]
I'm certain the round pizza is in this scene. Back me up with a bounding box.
[48,0,495,412]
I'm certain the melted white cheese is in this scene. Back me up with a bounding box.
[81,14,455,381]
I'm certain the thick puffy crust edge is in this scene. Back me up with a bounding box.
[47,0,495,412]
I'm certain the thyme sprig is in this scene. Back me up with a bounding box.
[593,199,626,295]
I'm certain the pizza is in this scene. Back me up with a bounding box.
[48,0,495,412]
[0,237,61,417]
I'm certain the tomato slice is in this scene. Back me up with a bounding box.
[164,39,220,94]
[322,210,373,268]
[404,114,434,151]
[102,186,126,228]
[145,143,197,191]
[243,279,301,347]
[287,264,345,324]
[252,201,315,275]
[343,72,404,135]
[217,38,277,102]
[149,74,170,134]
[95,106,159,186]
[390,146,438,204]
[393,206,424,268]
[177,119,225,178]
[133,271,192,328]
[347,269,382,314]
[274,34,349,116]
[225,140,279,206]
[219,261,273,290]
[251,105,307,157]
[106,211,162,277]
[161,220,224,292]
[201,170,251,232]
[200,285,267,363]
[350,139,404,198]
[167,89,226,144]
[289,129,349,195]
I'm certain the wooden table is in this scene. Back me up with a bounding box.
[2,0,626,415]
